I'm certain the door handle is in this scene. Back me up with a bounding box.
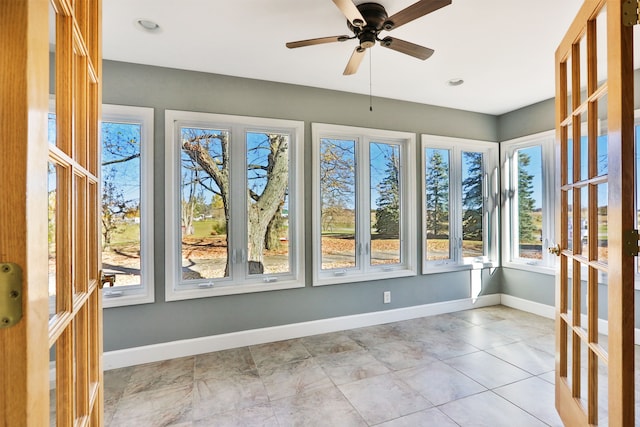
[548,244,561,257]
[99,271,116,289]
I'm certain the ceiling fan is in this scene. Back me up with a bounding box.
[286,0,452,75]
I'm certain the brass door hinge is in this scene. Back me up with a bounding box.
[0,263,23,328]
[623,0,640,26]
[623,229,640,256]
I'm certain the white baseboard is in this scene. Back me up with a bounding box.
[49,292,639,383]
[102,294,501,371]
[500,294,640,345]
[499,294,555,319]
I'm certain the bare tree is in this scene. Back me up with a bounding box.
[182,132,289,271]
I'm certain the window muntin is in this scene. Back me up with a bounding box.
[422,136,498,272]
[501,130,555,272]
[166,111,304,300]
[100,105,155,306]
[313,123,417,286]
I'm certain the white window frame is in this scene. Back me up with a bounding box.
[101,104,155,307]
[501,130,556,275]
[165,110,305,301]
[311,123,417,286]
[421,135,499,274]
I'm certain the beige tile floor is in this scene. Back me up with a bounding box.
[102,305,639,426]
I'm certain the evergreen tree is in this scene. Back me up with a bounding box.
[374,151,400,236]
[518,152,537,242]
[462,152,483,241]
[425,150,449,238]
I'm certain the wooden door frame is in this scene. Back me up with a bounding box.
[0,0,51,425]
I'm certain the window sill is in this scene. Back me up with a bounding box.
[422,261,497,275]
[103,290,155,308]
[313,268,417,287]
[502,261,556,276]
[166,279,305,301]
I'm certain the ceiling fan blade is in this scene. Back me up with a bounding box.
[332,0,366,27]
[343,47,366,75]
[384,0,451,30]
[286,35,350,49]
[380,37,434,60]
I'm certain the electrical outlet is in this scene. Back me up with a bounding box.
[383,291,391,304]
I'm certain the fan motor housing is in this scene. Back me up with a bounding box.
[348,2,388,32]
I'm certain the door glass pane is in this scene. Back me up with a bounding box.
[579,35,588,99]
[370,142,401,265]
[596,5,608,89]
[462,151,484,258]
[566,55,573,118]
[515,146,543,260]
[567,124,574,185]
[320,138,356,270]
[565,325,574,388]
[48,113,57,145]
[580,117,589,182]
[246,131,291,275]
[180,127,230,280]
[48,162,57,320]
[49,3,56,147]
[597,356,608,425]
[567,189,574,252]
[597,183,608,263]
[50,344,56,427]
[581,186,589,256]
[101,122,143,289]
[597,94,608,176]
[425,148,450,261]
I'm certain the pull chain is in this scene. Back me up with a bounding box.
[369,49,373,112]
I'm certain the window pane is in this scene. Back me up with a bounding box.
[597,183,608,263]
[516,146,543,260]
[48,162,57,320]
[370,142,401,265]
[567,189,574,252]
[596,94,608,176]
[320,138,356,270]
[566,125,574,185]
[579,120,588,181]
[425,148,450,261]
[580,186,589,256]
[48,113,56,145]
[180,127,229,281]
[246,132,290,275]
[462,151,484,258]
[101,122,143,288]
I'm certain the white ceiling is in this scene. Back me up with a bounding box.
[103,0,591,115]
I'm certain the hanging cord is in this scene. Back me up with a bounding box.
[369,49,373,112]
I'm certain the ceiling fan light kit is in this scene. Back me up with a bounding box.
[286,0,451,75]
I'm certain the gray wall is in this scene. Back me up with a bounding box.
[101,60,501,352]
